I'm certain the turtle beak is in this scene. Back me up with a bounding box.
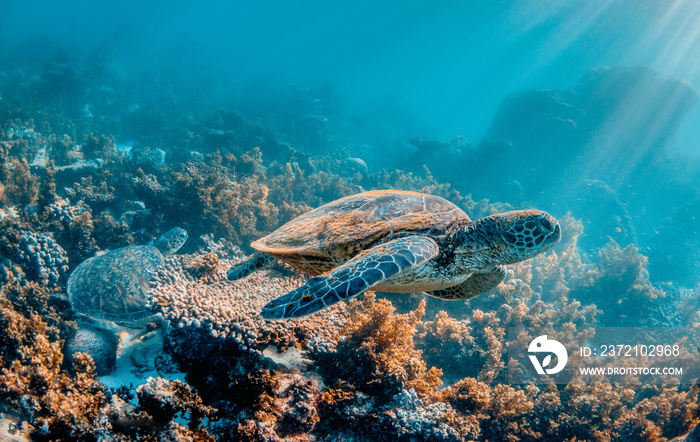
[539,222,561,254]
[552,222,561,242]
[537,213,561,244]
[542,218,561,243]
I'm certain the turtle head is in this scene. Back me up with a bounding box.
[455,210,560,267]
[154,227,188,255]
[488,210,560,264]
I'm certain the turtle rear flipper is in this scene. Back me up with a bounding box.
[260,235,439,320]
[425,265,506,300]
[227,252,276,281]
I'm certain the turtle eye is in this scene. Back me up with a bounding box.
[539,218,552,232]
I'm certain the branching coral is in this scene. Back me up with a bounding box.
[418,310,505,385]
[567,240,666,326]
[128,152,285,247]
[0,279,108,438]
[0,219,28,284]
[185,252,220,282]
[136,377,214,433]
[437,377,700,442]
[152,233,696,441]
[0,158,38,208]
[81,133,116,160]
[312,292,442,402]
[48,134,80,166]
[419,296,596,388]
[67,175,117,212]
[224,372,321,441]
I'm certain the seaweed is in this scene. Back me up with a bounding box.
[0,279,106,438]
[312,292,442,402]
[81,133,116,160]
[568,240,666,326]
[0,158,38,208]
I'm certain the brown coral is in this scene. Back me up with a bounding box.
[150,253,347,353]
[0,277,216,440]
[136,377,214,432]
[2,60,700,442]
[312,292,442,401]
[0,158,38,208]
[0,279,109,437]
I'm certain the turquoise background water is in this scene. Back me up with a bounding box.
[4,0,699,149]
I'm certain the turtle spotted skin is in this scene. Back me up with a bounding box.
[67,227,188,326]
[228,190,561,320]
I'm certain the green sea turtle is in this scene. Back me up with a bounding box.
[67,227,188,326]
[228,190,561,320]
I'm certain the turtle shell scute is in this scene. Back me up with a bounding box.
[67,245,164,324]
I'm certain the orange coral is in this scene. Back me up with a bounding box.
[0,280,109,437]
[1,158,38,207]
[312,292,442,402]
[0,278,216,440]
[343,292,442,398]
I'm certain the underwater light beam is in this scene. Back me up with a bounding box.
[506,0,617,77]
[570,0,700,181]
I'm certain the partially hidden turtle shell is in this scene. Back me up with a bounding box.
[67,245,164,325]
[252,190,469,274]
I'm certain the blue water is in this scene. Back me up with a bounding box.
[4,0,700,147]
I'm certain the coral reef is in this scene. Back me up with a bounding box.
[136,377,214,434]
[16,230,69,287]
[312,293,442,402]
[215,371,322,441]
[0,158,38,208]
[418,310,505,385]
[566,240,666,325]
[0,278,214,440]
[0,278,107,438]
[185,252,220,281]
[150,254,346,353]
[2,54,700,441]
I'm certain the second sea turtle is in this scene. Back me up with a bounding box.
[67,227,188,326]
[228,190,560,320]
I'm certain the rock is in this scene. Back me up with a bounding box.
[482,65,698,197]
[65,325,118,376]
[343,157,368,175]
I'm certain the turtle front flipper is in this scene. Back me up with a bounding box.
[260,235,439,320]
[227,252,276,281]
[425,265,506,300]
